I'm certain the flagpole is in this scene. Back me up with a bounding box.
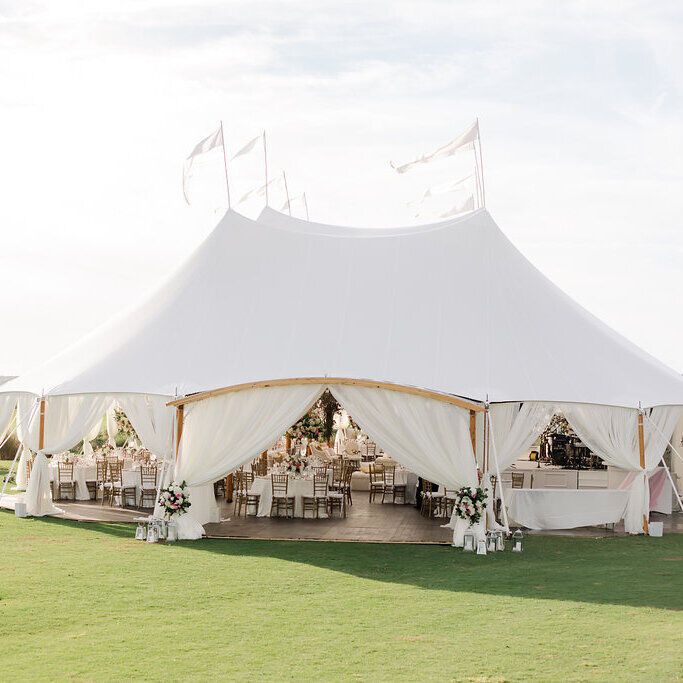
[476,117,486,207]
[303,192,309,221]
[473,144,482,209]
[220,120,231,209]
[282,170,292,216]
[262,130,269,206]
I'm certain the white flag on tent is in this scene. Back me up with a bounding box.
[407,173,473,208]
[391,120,479,174]
[232,134,261,160]
[439,194,475,219]
[182,126,224,204]
[238,174,283,205]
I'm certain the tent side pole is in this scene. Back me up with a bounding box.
[637,411,649,534]
[175,405,184,461]
[469,410,477,459]
[38,398,46,451]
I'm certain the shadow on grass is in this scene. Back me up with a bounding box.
[22,512,683,612]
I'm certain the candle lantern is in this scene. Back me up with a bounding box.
[495,531,505,551]
[166,520,178,543]
[146,522,159,543]
[476,538,487,555]
[486,532,497,553]
[511,529,524,552]
[135,522,146,541]
[463,532,476,552]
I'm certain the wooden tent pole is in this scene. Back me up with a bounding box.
[469,410,477,460]
[38,398,46,451]
[175,405,184,461]
[637,410,649,534]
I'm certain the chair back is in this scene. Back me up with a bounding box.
[140,465,157,488]
[26,456,35,481]
[96,459,107,482]
[511,471,525,489]
[108,460,123,486]
[238,470,254,492]
[369,464,383,484]
[271,473,289,497]
[313,473,328,497]
[383,465,396,486]
[312,466,328,478]
[57,462,74,482]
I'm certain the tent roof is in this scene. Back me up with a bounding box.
[2,207,682,408]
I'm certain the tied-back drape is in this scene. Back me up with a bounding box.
[23,394,111,517]
[117,394,175,461]
[489,402,555,473]
[561,403,682,534]
[329,385,478,489]
[176,384,324,486]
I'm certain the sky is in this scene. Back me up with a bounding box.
[1,0,682,376]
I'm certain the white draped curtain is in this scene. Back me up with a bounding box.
[561,403,682,534]
[117,394,175,461]
[330,385,478,489]
[174,384,323,539]
[176,384,324,486]
[23,394,111,517]
[486,402,555,530]
[489,402,555,472]
[0,394,16,443]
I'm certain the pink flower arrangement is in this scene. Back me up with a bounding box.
[158,481,191,519]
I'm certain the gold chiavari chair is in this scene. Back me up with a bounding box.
[327,466,349,518]
[302,473,329,519]
[368,464,384,503]
[25,455,35,484]
[139,465,158,508]
[97,460,109,505]
[56,462,77,501]
[270,474,295,518]
[381,465,407,504]
[234,470,259,517]
[106,460,136,508]
[362,441,377,462]
[511,471,525,489]
[419,479,443,517]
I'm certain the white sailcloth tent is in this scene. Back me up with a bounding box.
[1,207,681,537]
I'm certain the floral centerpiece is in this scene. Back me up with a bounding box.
[283,455,308,476]
[158,481,191,518]
[453,486,487,525]
[287,413,325,442]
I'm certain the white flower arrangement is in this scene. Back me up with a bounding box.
[453,486,488,525]
[158,481,191,519]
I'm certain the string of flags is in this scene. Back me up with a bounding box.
[182,117,486,224]
[392,119,485,219]
[182,124,309,220]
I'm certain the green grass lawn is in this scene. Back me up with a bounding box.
[1,458,682,682]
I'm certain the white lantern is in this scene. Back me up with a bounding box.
[476,538,487,555]
[511,529,524,552]
[463,532,476,552]
[486,532,497,553]
[135,523,146,541]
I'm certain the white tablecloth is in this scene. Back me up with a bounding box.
[49,464,142,503]
[251,475,332,518]
[49,464,96,501]
[506,489,630,530]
